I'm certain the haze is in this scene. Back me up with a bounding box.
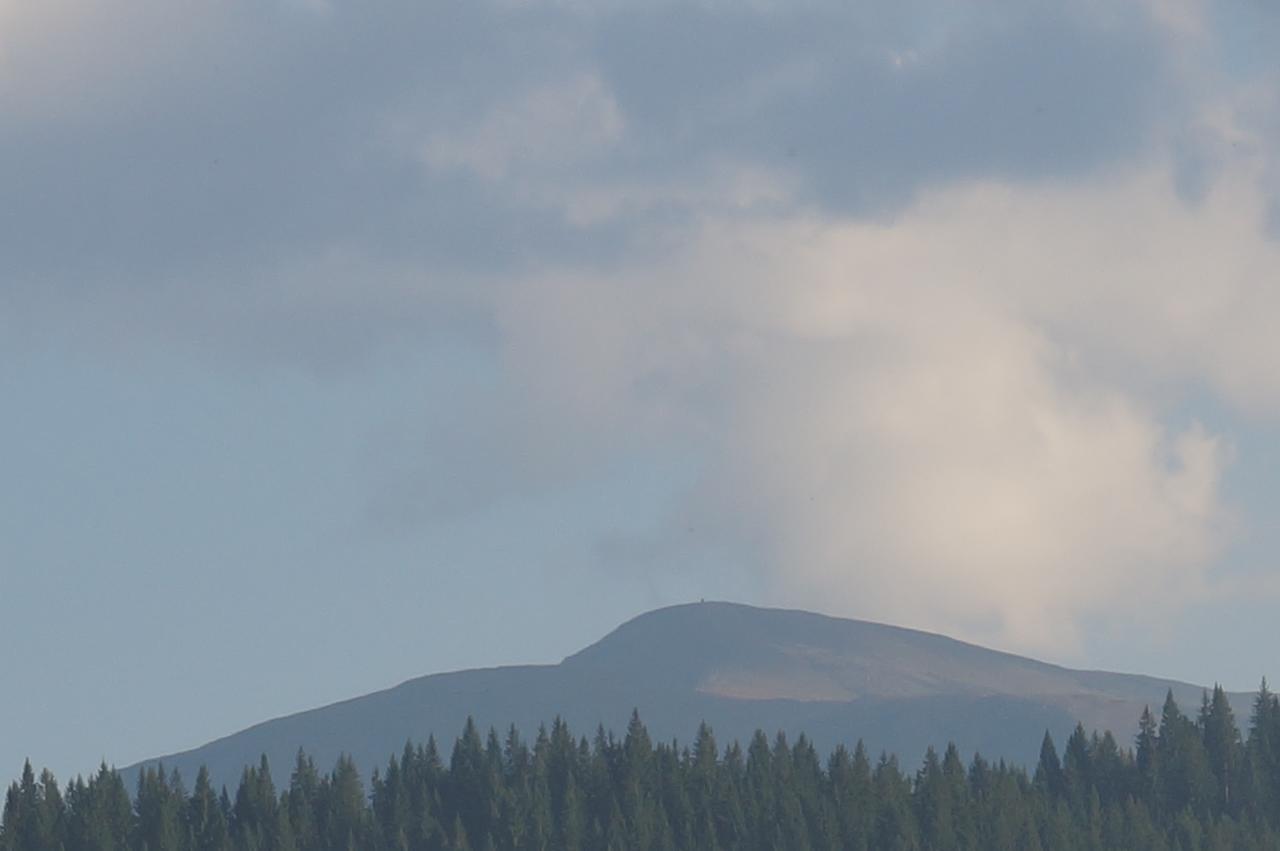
[2,0,1278,782]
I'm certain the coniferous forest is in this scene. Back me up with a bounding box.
[5,685,1280,850]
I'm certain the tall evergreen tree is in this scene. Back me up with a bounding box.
[1033,733,1063,800]
[1156,690,1214,817]
[134,764,185,851]
[1200,685,1243,814]
[189,766,230,851]
[1247,678,1280,823]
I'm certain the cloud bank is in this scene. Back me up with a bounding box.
[4,0,1279,655]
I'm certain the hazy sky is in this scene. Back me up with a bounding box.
[4,0,1280,782]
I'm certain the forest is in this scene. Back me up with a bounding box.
[4,683,1280,850]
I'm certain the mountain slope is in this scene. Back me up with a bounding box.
[126,602,1249,790]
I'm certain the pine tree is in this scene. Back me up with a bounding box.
[450,812,471,851]
[1200,684,1243,815]
[829,742,872,850]
[1089,730,1130,806]
[327,755,366,850]
[1,760,66,851]
[1033,732,1063,800]
[916,746,958,851]
[1061,724,1092,808]
[189,766,230,851]
[1247,678,1280,823]
[873,754,916,851]
[1136,705,1160,801]
[556,773,583,851]
[12,697,1280,851]
[286,750,320,851]
[1156,690,1214,817]
[135,764,185,851]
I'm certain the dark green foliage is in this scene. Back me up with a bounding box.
[1199,686,1243,815]
[1247,678,1280,824]
[1155,690,1216,817]
[7,689,1280,849]
[189,767,229,851]
[134,765,185,851]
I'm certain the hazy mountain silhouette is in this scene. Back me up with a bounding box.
[126,602,1249,789]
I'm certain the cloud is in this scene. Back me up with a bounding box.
[1,0,1198,305]
[589,1,1179,214]
[479,159,1280,654]
[0,1,237,123]
[420,73,624,181]
[4,0,1279,658]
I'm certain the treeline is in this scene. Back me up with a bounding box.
[5,684,1280,850]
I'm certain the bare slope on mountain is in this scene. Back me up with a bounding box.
[126,602,1246,790]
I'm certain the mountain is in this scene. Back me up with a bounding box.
[125,602,1251,790]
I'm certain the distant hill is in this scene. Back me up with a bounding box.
[125,602,1251,790]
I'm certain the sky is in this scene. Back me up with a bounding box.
[3,0,1280,782]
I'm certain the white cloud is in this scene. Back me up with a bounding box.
[483,157,1280,656]
[930,167,1280,418]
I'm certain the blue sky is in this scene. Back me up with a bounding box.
[3,0,1280,782]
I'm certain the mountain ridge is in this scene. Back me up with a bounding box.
[125,601,1252,790]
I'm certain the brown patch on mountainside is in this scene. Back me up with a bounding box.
[698,666,856,702]
[126,602,1253,791]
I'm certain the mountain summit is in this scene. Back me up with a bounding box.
[127,602,1244,789]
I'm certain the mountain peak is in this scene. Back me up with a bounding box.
[124,601,1245,791]
[565,600,1055,702]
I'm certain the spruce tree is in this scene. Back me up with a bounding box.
[189,766,230,851]
[12,693,1280,851]
[1247,678,1280,823]
[1156,690,1214,817]
[1033,732,1063,800]
[1200,684,1243,814]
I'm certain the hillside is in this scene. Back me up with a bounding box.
[126,602,1250,790]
